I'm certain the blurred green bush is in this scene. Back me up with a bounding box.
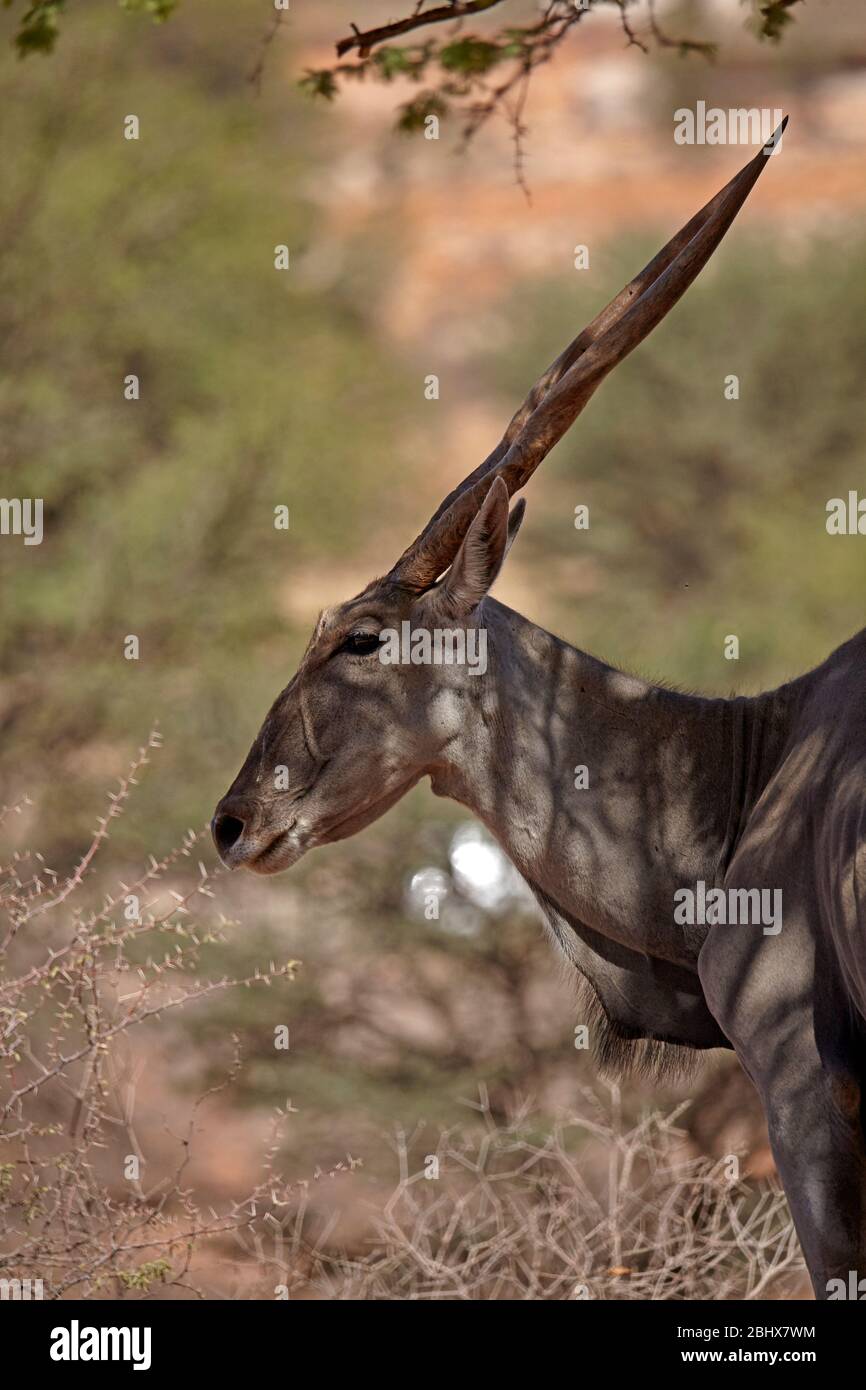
[0,1,414,854]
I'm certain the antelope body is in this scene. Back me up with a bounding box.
[213,122,866,1298]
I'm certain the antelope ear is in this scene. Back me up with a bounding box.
[440,477,511,618]
[503,497,526,561]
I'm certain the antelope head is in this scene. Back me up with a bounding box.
[212,124,784,874]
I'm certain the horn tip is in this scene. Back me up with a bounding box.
[764,114,788,152]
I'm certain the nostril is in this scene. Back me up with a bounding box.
[214,813,245,855]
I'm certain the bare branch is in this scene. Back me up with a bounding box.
[336,1,511,59]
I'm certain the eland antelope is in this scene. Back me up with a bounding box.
[213,120,866,1297]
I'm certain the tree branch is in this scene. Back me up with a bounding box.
[336,0,510,59]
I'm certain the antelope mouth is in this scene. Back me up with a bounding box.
[247,775,421,875]
[247,827,306,875]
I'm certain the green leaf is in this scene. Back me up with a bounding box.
[371,44,430,83]
[14,0,67,57]
[439,37,503,76]
[373,45,413,80]
[755,0,802,42]
[119,0,180,21]
[396,92,448,133]
[298,68,339,102]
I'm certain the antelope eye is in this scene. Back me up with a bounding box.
[341,630,382,656]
